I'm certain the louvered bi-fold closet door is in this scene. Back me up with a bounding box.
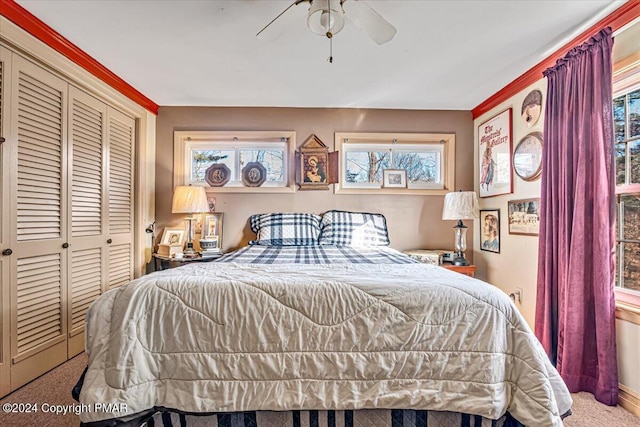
[8,56,68,390]
[67,86,107,356]
[0,46,13,397]
[106,108,134,290]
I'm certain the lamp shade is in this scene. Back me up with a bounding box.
[172,185,209,214]
[307,0,345,35]
[442,191,479,220]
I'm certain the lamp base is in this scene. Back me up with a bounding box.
[183,243,198,258]
[452,251,468,266]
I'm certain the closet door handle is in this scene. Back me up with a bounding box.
[0,136,5,143]
[107,239,112,244]
[2,249,12,256]
[62,243,69,249]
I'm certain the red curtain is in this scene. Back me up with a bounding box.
[535,27,618,405]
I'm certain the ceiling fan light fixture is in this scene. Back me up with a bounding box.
[307,0,345,36]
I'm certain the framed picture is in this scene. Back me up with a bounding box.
[479,108,513,198]
[480,210,500,253]
[383,169,407,188]
[298,134,330,191]
[203,213,224,247]
[160,228,185,246]
[508,198,540,236]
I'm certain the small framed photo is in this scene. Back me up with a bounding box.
[160,228,185,246]
[508,198,540,236]
[480,209,500,253]
[383,169,407,188]
[203,212,224,247]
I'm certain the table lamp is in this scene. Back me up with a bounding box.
[171,185,209,257]
[442,191,479,266]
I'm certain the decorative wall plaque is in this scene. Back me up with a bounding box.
[204,163,231,187]
[241,161,267,187]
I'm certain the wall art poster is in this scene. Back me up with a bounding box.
[479,108,513,198]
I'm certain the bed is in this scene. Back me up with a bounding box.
[75,212,572,426]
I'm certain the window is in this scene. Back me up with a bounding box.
[174,131,295,193]
[335,132,455,194]
[614,88,640,296]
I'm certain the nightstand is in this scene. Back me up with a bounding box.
[153,253,223,271]
[441,263,476,278]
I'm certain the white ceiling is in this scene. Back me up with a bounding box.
[15,0,625,110]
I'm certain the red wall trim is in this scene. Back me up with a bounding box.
[472,0,640,119]
[0,0,159,115]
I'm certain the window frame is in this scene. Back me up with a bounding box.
[613,51,640,308]
[334,132,455,195]
[173,130,296,193]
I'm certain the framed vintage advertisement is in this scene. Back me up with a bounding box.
[382,169,407,188]
[480,209,500,253]
[202,213,224,247]
[160,227,186,246]
[479,108,513,198]
[508,198,540,236]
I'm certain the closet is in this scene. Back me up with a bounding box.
[0,45,135,394]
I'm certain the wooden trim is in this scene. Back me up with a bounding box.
[616,183,640,195]
[616,296,640,325]
[619,384,640,417]
[0,0,158,115]
[472,1,640,119]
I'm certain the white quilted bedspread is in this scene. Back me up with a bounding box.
[80,262,571,425]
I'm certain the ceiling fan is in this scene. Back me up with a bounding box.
[257,0,397,61]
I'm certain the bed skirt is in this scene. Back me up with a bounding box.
[141,409,524,427]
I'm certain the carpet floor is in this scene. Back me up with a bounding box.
[0,353,638,426]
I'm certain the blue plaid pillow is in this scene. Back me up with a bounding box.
[319,210,390,247]
[249,213,322,246]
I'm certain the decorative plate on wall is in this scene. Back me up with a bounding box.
[521,90,542,128]
[513,132,543,181]
[205,163,231,187]
[241,162,267,187]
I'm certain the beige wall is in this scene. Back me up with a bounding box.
[473,81,545,328]
[155,107,473,254]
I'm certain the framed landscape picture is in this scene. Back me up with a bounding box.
[508,198,540,236]
[479,108,513,198]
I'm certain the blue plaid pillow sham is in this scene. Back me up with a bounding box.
[249,213,322,246]
[319,210,390,247]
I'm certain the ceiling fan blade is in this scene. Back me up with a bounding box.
[256,1,306,42]
[343,0,396,45]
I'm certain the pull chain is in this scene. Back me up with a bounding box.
[328,3,333,63]
[329,35,333,63]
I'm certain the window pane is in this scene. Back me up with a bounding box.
[345,151,390,183]
[622,242,640,292]
[616,142,626,185]
[622,194,640,241]
[239,149,285,182]
[630,140,640,184]
[191,150,235,182]
[394,152,439,183]
[614,96,626,142]
[629,89,640,138]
